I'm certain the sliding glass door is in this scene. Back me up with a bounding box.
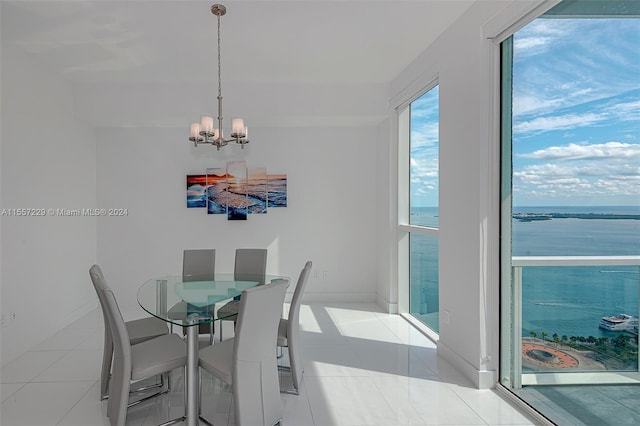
[500,0,640,395]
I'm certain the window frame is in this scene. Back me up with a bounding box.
[397,80,441,337]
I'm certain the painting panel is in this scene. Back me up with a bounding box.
[226,161,248,220]
[247,167,268,214]
[186,175,207,208]
[267,174,287,207]
[206,168,227,214]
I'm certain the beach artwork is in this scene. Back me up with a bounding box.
[226,161,248,220]
[206,168,227,214]
[186,175,207,208]
[248,167,268,214]
[188,162,287,220]
[267,174,287,207]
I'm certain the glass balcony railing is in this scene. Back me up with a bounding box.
[508,256,639,387]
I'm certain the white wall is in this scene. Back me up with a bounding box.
[95,125,379,314]
[0,46,98,365]
[386,0,543,388]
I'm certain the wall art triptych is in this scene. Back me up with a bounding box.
[186,161,287,221]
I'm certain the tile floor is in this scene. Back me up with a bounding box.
[1,303,535,425]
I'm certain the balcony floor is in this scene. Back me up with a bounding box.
[513,383,640,425]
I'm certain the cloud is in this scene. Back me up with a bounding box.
[513,144,640,201]
[603,99,640,122]
[519,142,640,161]
[410,123,439,150]
[514,112,607,134]
[410,154,439,201]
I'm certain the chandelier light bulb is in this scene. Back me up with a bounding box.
[189,122,203,143]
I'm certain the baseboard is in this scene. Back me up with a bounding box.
[376,294,398,313]
[438,340,497,389]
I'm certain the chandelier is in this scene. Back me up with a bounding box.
[189,4,248,151]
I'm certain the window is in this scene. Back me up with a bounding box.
[500,0,639,422]
[400,85,440,333]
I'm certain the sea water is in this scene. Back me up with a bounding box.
[409,206,640,339]
[513,206,639,339]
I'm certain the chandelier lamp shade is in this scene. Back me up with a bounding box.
[189,4,249,151]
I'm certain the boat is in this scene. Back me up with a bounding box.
[599,313,639,331]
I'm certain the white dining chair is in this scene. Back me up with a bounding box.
[277,261,312,394]
[217,248,267,339]
[89,265,170,401]
[199,279,288,426]
[182,249,216,282]
[182,249,216,343]
[94,269,188,426]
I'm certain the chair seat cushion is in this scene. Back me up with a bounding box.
[199,338,234,385]
[277,318,288,347]
[217,300,239,320]
[131,334,187,381]
[126,317,168,345]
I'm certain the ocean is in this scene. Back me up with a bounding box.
[409,206,640,339]
[513,206,639,340]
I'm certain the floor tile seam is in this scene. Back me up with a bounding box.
[367,370,435,426]
[304,373,373,379]
[0,382,28,403]
[334,331,405,347]
[305,373,371,380]
[377,314,416,345]
[31,338,87,353]
[2,355,67,384]
[448,386,495,426]
[23,348,70,354]
[25,379,97,385]
[54,380,98,426]
[0,379,30,385]
[30,348,101,354]
[332,317,388,328]
[286,384,315,426]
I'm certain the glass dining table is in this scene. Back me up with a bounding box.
[137,273,288,426]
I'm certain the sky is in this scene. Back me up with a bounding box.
[511,18,639,207]
[410,16,639,208]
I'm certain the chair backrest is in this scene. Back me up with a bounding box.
[234,248,267,284]
[182,249,216,282]
[89,265,111,331]
[89,266,132,424]
[232,279,288,426]
[288,261,312,334]
[89,264,113,395]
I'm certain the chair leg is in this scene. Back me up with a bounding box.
[276,345,301,395]
[197,367,215,426]
[135,369,186,426]
[102,373,167,403]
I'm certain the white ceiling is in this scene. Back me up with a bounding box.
[2,0,476,126]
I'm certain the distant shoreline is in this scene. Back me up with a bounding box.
[514,213,640,222]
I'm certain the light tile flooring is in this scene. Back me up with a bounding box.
[1,303,535,426]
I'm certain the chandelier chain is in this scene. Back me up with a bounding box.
[217,12,222,102]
